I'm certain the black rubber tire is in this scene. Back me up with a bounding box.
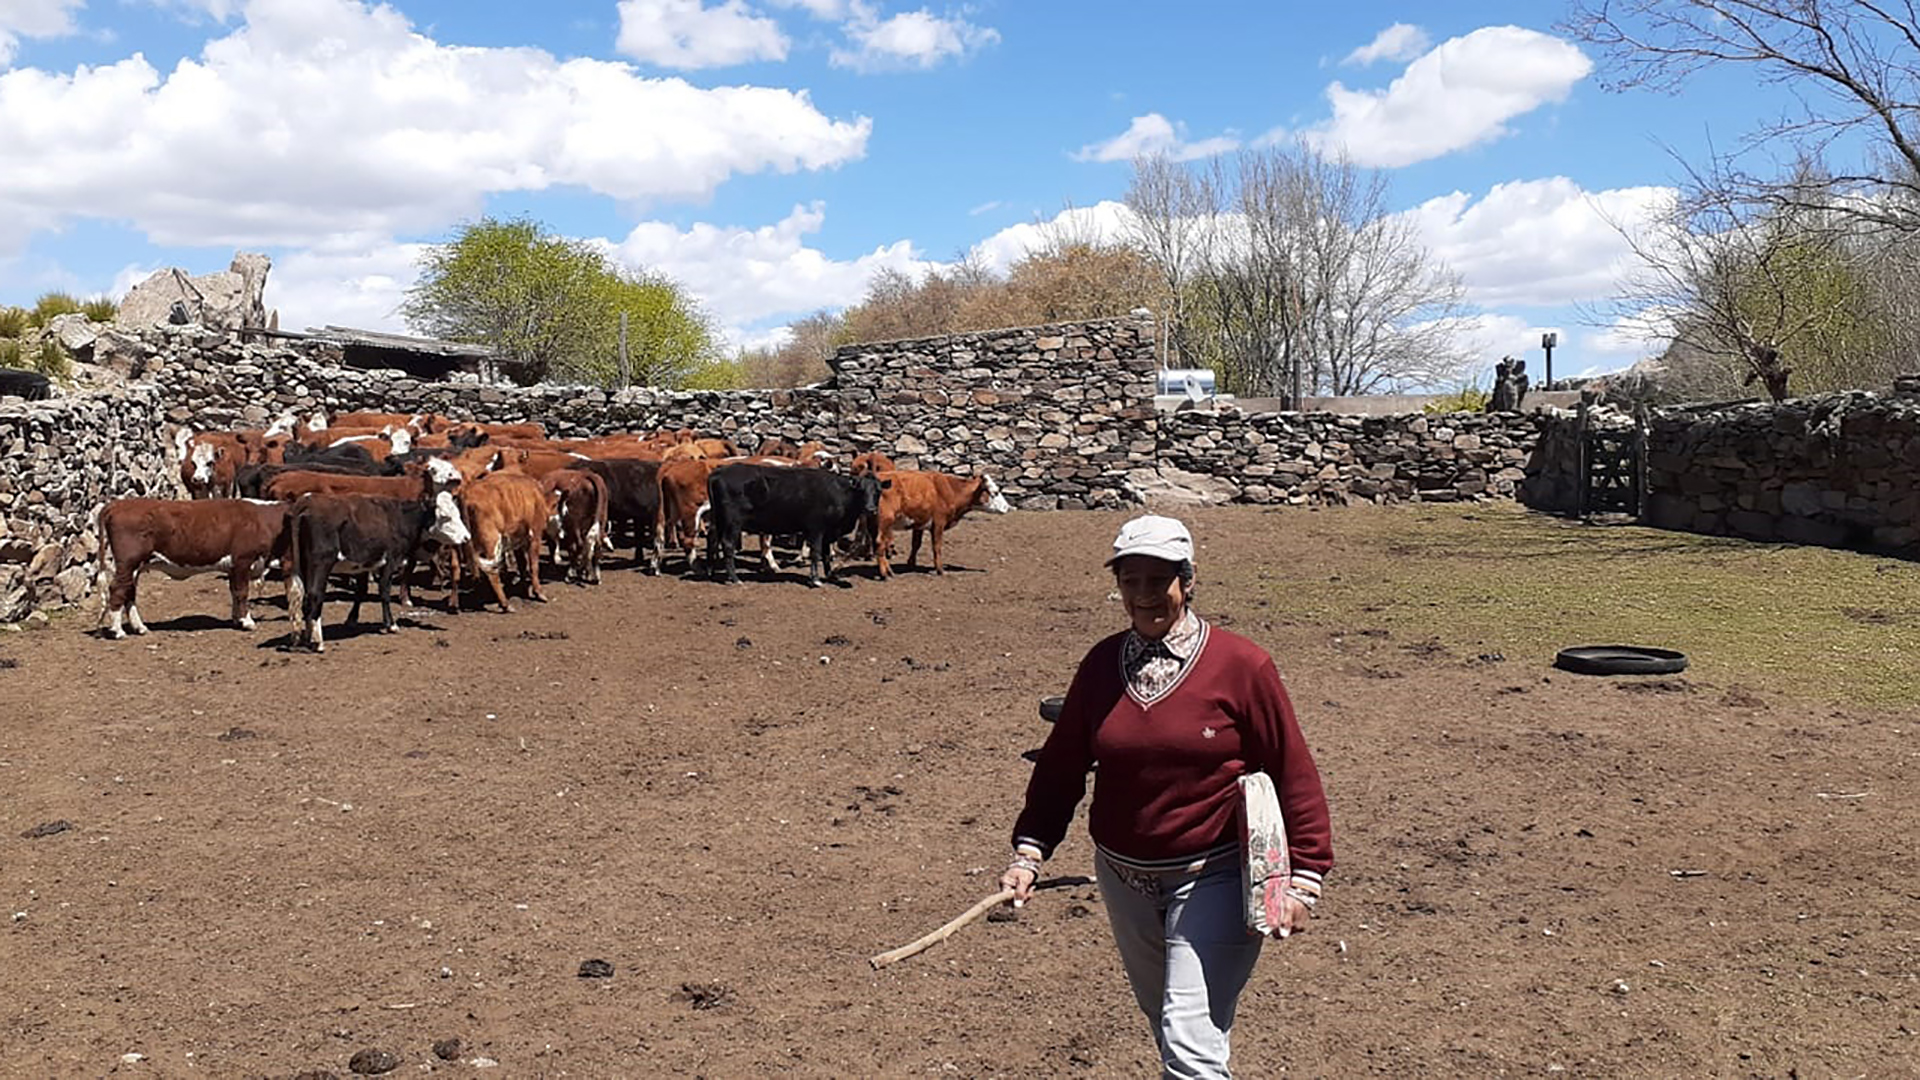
[1038,695,1065,723]
[1553,645,1688,676]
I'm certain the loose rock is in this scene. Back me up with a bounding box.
[347,1048,400,1074]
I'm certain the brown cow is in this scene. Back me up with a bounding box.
[329,411,416,430]
[97,497,290,638]
[873,470,1012,578]
[849,451,895,477]
[452,471,556,612]
[175,428,245,498]
[542,470,610,584]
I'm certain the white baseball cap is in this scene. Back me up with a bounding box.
[1106,514,1194,566]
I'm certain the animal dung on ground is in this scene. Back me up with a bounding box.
[578,958,615,978]
[431,1038,463,1061]
[672,981,735,1009]
[20,820,71,839]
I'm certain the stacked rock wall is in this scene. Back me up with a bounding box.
[0,386,176,622]
[1153,409,1541,505]
[1644,392,1920,556]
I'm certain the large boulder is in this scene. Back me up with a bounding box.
[45,313,100,354]
[115,252,272,332]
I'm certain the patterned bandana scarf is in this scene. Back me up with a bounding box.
[1122,609,1204,698]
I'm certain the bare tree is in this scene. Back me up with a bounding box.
[1564,0,1920,232]
[1128,143,1473,398]
[1124,154,1214,366]
[1593,166,1871,400]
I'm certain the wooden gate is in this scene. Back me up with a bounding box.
[1575,395,1646,519]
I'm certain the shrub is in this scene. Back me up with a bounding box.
[0,306,25,338]
[0,338,21,370]
[26,292,81,329]
[34,337,70,381]
[80,296,118,322]
[1423,385,1491,414]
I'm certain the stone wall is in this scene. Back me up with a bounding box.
[1152,408,1540,505]
[0,386,176,623]
[1644,391,1920,556]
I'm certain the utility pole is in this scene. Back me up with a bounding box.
[618,311,630,389]
[1541,331,1558,390]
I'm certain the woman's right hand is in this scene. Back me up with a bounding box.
[1000,862,1039,907]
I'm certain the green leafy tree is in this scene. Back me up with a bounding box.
[574,270,724,389]
[404,217,721,389]
[402,217,618,386]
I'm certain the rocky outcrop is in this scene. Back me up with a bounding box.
[115,252,273,333]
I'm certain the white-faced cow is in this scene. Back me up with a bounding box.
[283,474,470,652]
[97,497,290,638]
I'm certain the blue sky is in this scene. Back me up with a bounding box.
[0,0,1808,381]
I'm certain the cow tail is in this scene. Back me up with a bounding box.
[284,504,306,634]
[93,503,115,626]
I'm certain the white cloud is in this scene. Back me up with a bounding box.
[1302,26,1592,168]
[615,0,788,69]
[1404,177,1676,308]
[765,0,850,18]
[968,199,1002,216]
[0,0,869,256]
[831,5,997,72]
[1074,113,1238,164]
[1342,23,1429,66]
[142,0,242,21]
[264,240,426,334]
[0,0,83,65]
[966,201,1134,274]
[602,202,934,343]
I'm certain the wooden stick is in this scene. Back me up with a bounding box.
[869,888,1016,970]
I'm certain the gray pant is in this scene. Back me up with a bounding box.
[1096,850,1264,1079]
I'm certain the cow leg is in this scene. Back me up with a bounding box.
[875,513,894,579]
[761,535,780,572]
[815,531,834,586]
[378,564,398,632]
[907,526,925,569]
[229,564,256,630]
[124,564,149,635]
[526,531,548,603]
[448,545,465,613]
[106,553,144,638]
[931,521,946,576]
[347,572,370,626]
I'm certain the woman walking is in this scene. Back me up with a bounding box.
[1003,514,1333,1078]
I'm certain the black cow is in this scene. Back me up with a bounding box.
[564,458,662,573]
[284,441,379,470]
[0,369,52,401]
[236,458,383,498]
[704,464,886,587]
[284,491,470,652]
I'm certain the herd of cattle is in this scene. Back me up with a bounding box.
[97,409,1012,650]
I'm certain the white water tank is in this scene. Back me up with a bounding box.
[1157,368,1216,398]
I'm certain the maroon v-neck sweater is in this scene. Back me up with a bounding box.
[1013,625,1333,881]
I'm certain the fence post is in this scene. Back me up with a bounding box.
[1574,393,1592,519]
[618,312,630,390]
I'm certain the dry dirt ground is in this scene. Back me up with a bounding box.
[1,505,1915,1078]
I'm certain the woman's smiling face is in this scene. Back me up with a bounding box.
[1112,555,1188,640]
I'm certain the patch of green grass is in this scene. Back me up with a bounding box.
[26,291,80,329]
[80,296,118,322]
[0,306,25,339]
[1230,503,1920,707]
